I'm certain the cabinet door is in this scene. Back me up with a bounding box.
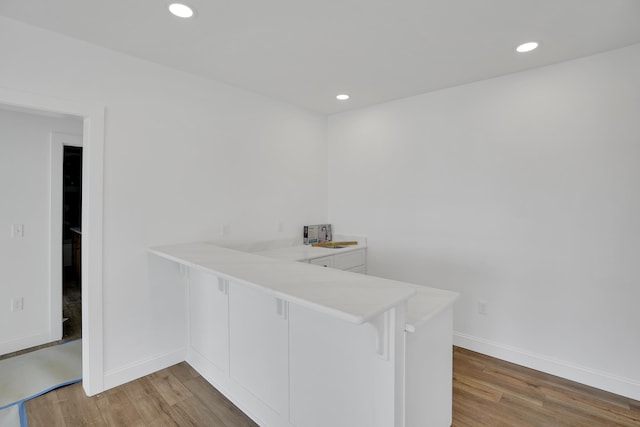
[229,282,289,417]
[347,265,367,274]
[333,249,365,271]
[189,269,229,374]
[309,255,333,268]
[289,303,379,427]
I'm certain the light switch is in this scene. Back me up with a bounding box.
[11,297,24,312]
[11,224,24,238]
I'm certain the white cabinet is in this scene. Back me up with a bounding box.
[405,305,454,427]
[309,255,333,268]
[289,304,381,427]
[228,281,289,418]
[151,242,455,427]
[308,248,366,273]
[347,265,366,274]
[333,249,365,271]
[188,269,229,375]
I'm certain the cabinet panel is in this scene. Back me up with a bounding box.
[309,249,366,272]
[189,269,229,374]
[229,281,289,417]
[289,304,378,427]
[347,265,367,274]
[309,255,333,268]
[406,305,453,427]
[334,250,365,270]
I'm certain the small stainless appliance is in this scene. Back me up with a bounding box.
[303,224,332,245]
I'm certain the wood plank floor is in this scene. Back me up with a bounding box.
[452,347,640,426]
[23,347,640,426]
[24,362,258,427]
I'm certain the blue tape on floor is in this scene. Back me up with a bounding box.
[0,377,82,427]
[0,339,82,426]
[18,403,26,427]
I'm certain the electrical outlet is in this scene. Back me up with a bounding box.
[278,222,284,233]
[221,224,230,237]
[478,300,488,315]
[11,224,24,238]
[11,297,24,312]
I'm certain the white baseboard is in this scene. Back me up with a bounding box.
[454,332,640,401]
[103,348,187,391]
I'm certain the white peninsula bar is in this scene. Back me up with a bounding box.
[150,241,458,427]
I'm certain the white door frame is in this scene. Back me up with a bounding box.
[0,86,105,396]
[50,132,83,343]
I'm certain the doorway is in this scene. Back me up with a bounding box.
[0,86,105,396]
[62,145,83,341]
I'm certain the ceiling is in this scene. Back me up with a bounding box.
[1,0,640,115]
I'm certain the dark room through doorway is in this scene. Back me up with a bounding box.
[62,145,82,341]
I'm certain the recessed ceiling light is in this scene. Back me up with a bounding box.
[169,3,194,18]
[516,42,539,53]
[336,94,350,101]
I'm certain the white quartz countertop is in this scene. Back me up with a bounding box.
[405,285,459,331]
[252,242,366,261]
[149,242,419,325]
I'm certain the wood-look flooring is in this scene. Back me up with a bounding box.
[24,362,257,427]
[453,347,640,426]
[23,347,640,426]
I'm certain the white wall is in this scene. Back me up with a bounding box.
[328,43,640,399]
[0,16,327,388]
[0,109,82,354]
